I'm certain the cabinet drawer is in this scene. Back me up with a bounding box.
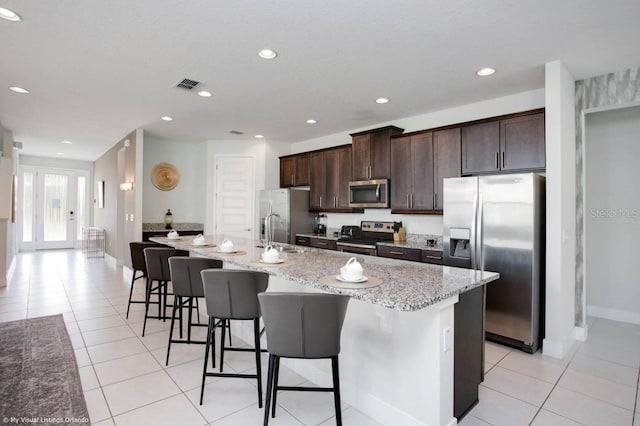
[421,249,443,265]
[295,236,311,246]
[377,245,421,261]
[309,238,337,250]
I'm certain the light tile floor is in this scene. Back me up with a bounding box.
[1,250,638,425]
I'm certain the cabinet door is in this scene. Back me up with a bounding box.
[500,113,545,171]
[351,134,371,181]
[369,131,391,179]
[336,146,352,209]
[294,153,310,186]
[461,121,500,174]
[323,149,340,209]
[309,152,324,210]
[411,133,435,210]
[433,128,461,210]
[390,136,413,210]
[309,237,337,250]
[280,157,295,187]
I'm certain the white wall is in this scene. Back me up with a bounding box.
[142,136,207,223]
[264,140,291,189]
[287,89,546,236]
[585,105,640,324]
[543,60,577,357]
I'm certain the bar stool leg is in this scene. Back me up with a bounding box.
[200,316,215,405]
[220,319,226,372]
[332,356,342,426]
[126,272,138,319]
[142,278,152,337]
[187,297,193,342]
[253,318,263,408]
[263,354,276,426]
[271,356,281,418]
[165,300,180,365]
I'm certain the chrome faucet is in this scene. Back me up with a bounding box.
[263,202,282,246]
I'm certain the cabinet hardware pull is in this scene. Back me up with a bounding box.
[410,193,413,208]
[434,193,437,209]
[502,151,505,169]
[318,242,327,246]
[319,196,322,208]
[425,255,441,260]
[389,251,404,255]
[334,197,337,208]
[406,194,410,208]
[496,152,499,169]
[291,175,295,185]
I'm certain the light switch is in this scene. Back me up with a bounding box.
[442,327,453,352]
[130,214,134,221]
[125,213,129,221]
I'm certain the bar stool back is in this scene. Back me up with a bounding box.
[142,247,188,336]
[199,270,269,406]
[258,292,350,426]
[127,242,162,319]
[165,257,223,365]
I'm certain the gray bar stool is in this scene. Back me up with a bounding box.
[258,292,350,426]
[127,242,162,319]
[165,257,223,365]
[142,247,189,336]
[199,270,269,406]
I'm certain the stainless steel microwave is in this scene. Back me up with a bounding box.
[348,179,389,208]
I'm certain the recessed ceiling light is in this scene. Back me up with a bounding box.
[61,140,72,144]
[476,67,496,77]
[56,152,64,156]
[255,134,265,139]
[9,86,29,94]
[161,116,173,121]
[197,91,212,97]
[0,7,22,22]
[375,97,390,104]
[306,119,317,124]
[258,49,277,59]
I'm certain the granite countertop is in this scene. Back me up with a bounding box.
[150,235,498,312]
[377,240,443,251]
[296,232,339,241]
[143,223,204,232]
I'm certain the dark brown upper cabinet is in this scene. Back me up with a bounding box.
[433,128,461,210]
[279,153,310,187]
[309,145,354,212]
[500,113,545,171]
[461,110,545,174]
[391,128,460,213]
[351,126,404,181]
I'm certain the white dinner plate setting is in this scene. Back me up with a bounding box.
[335,275,368,283]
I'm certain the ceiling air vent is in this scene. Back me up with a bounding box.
[175,78,200,91]
[229,130,244,135]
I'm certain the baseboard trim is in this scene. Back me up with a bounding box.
[574,325,588,341]
[587,305,640,325]
[122,265,133,283]
[542,327,576,359]
[104,253,118,268]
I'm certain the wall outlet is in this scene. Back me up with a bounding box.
[125,213,129,221]
[442,327,452,352]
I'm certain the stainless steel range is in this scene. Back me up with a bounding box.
[336,221,397,256]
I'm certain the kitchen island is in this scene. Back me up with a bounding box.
[150,235,499,425]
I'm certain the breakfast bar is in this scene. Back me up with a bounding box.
[150,235,499,426]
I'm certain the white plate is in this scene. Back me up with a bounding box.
[192,242,208,246]
[217,249,238,254]
[167,237,181,240]
[336,275,368,283]
[260,258,284,264]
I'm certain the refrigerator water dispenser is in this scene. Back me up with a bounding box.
[449,228,471,260]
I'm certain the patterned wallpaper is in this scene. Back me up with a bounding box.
[574,68,640,326]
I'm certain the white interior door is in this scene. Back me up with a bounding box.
[214,156,255,240]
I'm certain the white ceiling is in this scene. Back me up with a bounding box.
[1,0,639,161]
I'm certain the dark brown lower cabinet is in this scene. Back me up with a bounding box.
[454,285,485,420]
[308,237,337,250]
[376,245,422,261]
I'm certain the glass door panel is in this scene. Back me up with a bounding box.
[36,170,75,249]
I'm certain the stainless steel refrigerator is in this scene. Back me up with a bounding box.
[259,189,315,245]
[443,173,545,353]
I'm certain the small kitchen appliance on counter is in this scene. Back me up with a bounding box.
[336,221,396,256]
[314,213,327,235]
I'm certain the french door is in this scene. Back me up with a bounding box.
[20,166,89,250]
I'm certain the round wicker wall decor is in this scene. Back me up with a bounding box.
[151,162,180,191]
